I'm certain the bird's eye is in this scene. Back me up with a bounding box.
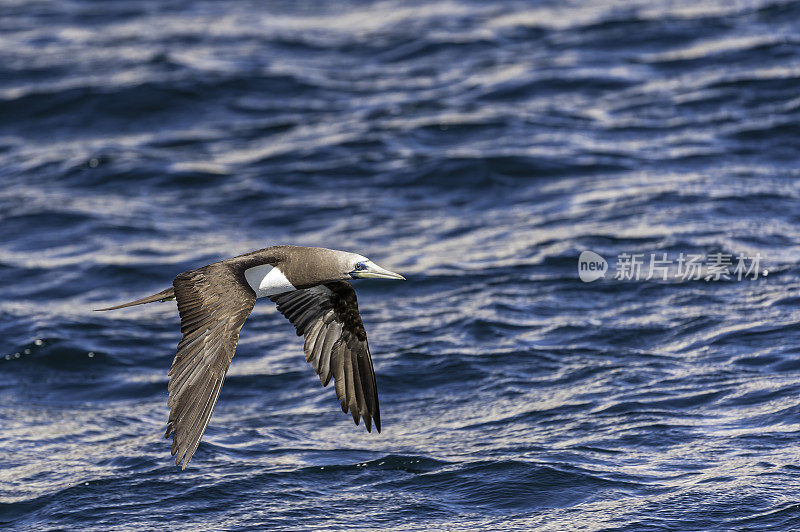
[355,262,367,271]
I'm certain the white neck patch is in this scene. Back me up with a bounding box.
[244,264,295,298]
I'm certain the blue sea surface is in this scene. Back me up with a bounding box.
[2,0,800,529]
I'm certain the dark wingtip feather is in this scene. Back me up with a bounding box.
[272,283,384,440]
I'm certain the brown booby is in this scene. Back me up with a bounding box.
[95,245,404,469]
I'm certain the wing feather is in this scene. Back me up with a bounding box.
[164,265,256,469]
[270,281,381,433]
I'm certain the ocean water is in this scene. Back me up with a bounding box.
[2,0,800,529]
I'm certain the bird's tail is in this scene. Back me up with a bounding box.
[94,287,176,311]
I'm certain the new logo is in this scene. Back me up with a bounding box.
[578,251,607,282]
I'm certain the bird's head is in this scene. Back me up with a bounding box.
[275,246,405,288]
[346,255,405,281]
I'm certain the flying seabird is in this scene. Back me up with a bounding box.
[95,245,404,469]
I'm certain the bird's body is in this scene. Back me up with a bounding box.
[96,245,404,469]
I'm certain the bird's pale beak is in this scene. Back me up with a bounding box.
[352,261,405,280]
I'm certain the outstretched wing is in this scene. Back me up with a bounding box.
[270,281,381,433]
[165,264,256,469]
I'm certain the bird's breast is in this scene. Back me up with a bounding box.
[244,264,295,298]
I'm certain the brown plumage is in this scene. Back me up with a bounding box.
[164,264,256,469]
[95,246,403,469]
[271,282,380,433]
